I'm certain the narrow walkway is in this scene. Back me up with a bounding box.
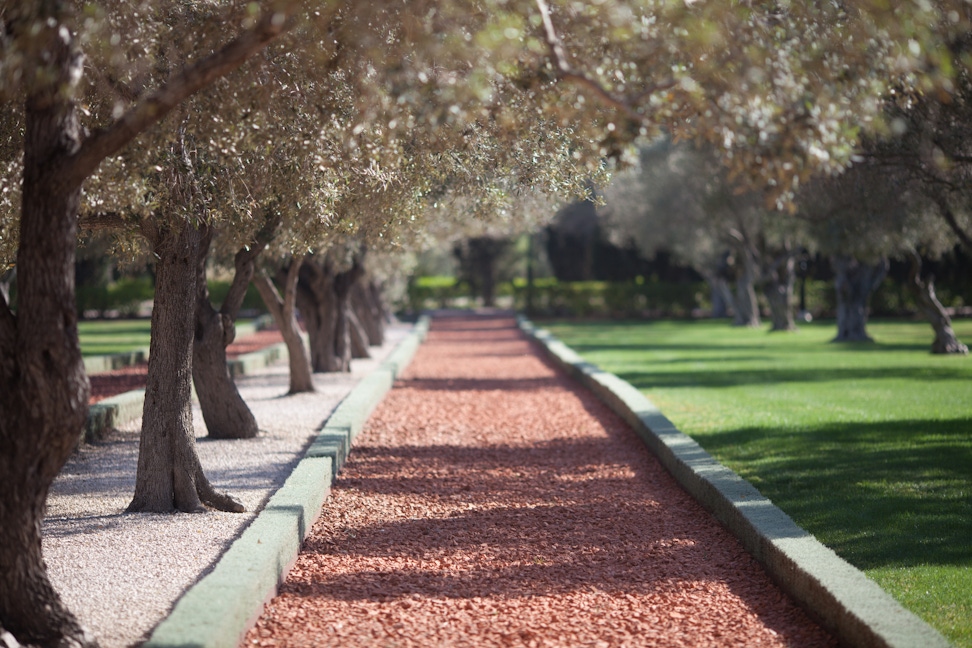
[247,314,835,647]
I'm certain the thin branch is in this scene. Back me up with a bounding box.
[220,212,282,320]
[533,0,671,123]
[78,211,130,231]
[64,7,297,189]
[935,198,972,250]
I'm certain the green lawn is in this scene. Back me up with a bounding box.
[78,319,153,356]
[545,318,972,647]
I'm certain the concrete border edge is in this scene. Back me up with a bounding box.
[142,316,430,648]
[517,316,952,648]
[84,336,305,446]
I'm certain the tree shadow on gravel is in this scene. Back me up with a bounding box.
[395,377,565,392]
[293,429,829,642]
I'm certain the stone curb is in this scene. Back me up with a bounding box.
[82,323,287,446]
[83,348,150,375]
[142,316,430,648]
[517,316,952,648]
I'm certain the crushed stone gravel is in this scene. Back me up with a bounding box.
[42,324,410,648]
[247,313,836,648]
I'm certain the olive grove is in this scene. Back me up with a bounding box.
[4,0,972,645]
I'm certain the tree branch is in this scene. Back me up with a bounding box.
[64,7,297,189]
[220,212,282,320]
[935,198,972,250]
[78,211,131,231]
[533,0,672,123]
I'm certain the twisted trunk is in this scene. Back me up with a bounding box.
[191,229,259,439]
[293,258,339,372]
[832,255,888,343]
[191,215,278,438]
[294,252,366,373]
[348,307,371,359]
[732,252,761,328]
[0,53,94,646]
[907,253,968,355]
[764,249,797,332]
[704,272,734,319]
[254,258,315,394]
[351,279,385,346]
[333,257,366,369]
[128,221,244,514]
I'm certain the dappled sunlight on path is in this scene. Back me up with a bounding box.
[248,313,834,647]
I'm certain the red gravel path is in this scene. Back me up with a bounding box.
[87,329,284,404]
[246,314,835,647]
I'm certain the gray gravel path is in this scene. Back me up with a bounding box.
[42,324,410,648]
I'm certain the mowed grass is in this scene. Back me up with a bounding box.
[78,319,153,356]
[545,318,972,646]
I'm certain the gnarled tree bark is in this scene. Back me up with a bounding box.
[907,252,968,355]
[128,220,244,514]
[351,278,385,346]
[832,255,888,343]
[293,251,366,373]
[0,35,95,645]
[332,254,366,369]
[764,246,797,332]
[0,4,293,644]
[293,257,339,372]
[732,252,761,328]
[192,216,279,439]
[253,257,315,394]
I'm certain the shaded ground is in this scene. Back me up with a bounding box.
[247,313,835,647]
[88,329,284,403]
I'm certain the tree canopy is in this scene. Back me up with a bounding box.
[5,0,972,646]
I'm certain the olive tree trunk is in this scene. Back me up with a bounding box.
[293,258,339,372]
[348,306,372,359]
[253,258,315,394]
[192,228,258,439]
[907,252,968,355]
[0,62,95,647]
[732,253,761,328]
[704,272,734,319]
[191,215,279,439]
[294,252,366,373]
[127,221,244,514]
[832,255,888,343]
[0,6,290,644]
[764,249,797,332]
[351,278,385,346]
[333,256,366,369]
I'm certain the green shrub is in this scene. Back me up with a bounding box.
[511,278,707,318]
[406,276,472,311]
[206,280,267,314]
[78,276,154,317]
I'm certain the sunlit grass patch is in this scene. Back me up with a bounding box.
[547,317,972,647]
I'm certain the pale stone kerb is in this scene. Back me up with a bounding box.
[327,370,395,442]
[227,342,287,378]
[143,318,432,648]
[143,457,334,648]
[84,388,146,443]
[516,316,953,648]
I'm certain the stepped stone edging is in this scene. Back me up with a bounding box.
[142,316,430,648]
[518,316,952,648]
[82,321,283,445]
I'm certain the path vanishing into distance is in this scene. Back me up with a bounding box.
[246,313,835,647]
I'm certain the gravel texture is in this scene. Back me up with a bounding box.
[247,313,836,648]
[42,324,409,648]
